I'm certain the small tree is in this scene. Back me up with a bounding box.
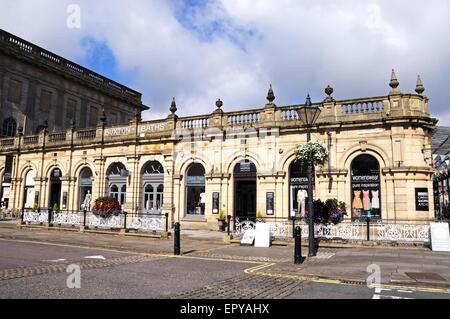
[52,203,60,213]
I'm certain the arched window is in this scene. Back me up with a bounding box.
[185,163,206,216]
[142,161,164,214]
[289,160,314,218]
[2,118,17,137]
[233,160,257,219]
[79,168,93,210]
[350,154,381,221]
[106,163,127,205]
[23,170,36,209]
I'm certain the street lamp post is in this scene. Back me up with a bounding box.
[297,94,322,257]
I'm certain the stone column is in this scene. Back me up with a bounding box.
[125,155,139,214]
[173,174,183,224]
[93,157,106,199]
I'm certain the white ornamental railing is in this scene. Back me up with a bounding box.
[53,212,81,226]
[233,218,430,243]
[128,214,166,232]
[376,224,430,242]
[23,210,48,224]
[86,213,123,229]
[315,223,363,240]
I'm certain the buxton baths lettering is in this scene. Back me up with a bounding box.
[104,127,131,137]
[180,303,270,316]
[139,123,166,134]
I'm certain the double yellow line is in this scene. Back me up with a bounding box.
[244,262,450,295]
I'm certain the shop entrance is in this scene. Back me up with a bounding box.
[49,168,62,209]
[234,160,257,219]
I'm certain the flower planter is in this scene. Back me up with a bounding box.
[218,219,227,232]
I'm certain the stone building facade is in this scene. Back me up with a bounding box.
[0,29,148,137]
[0,72,437,230]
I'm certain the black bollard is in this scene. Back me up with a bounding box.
[174,222,181,256]
[227,215,231,236]
[48,208,53,226]
[165,213,169,233]
[83,209,87,228]
[123,212,128,230]
[294,226,302,264]
[21,208,25,224]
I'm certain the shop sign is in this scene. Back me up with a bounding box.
[187,176,205,185]
[415,188,429,211]
[266,192,274,215]
[2,187,10,199]
[240,162,251,173]
[212,192,219,214]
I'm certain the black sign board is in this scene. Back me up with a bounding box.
[62,192,68,209]
[34,191,40,206]
[266,192,274,215]
[212,192,219,214]
[415,188,429,211]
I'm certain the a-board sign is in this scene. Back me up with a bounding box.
[240,229,256,246]
[430,223,450,252]
[255,222,271,248]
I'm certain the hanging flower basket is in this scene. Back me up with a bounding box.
[91,197,122,218]
[296,142,328,167]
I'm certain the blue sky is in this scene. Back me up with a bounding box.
[1,0,449,122]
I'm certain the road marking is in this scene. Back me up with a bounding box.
[373,294,414,299]
[42,259,67,263]
[397,290,413,293]
[84,255,106,260]
[244,267,450,295]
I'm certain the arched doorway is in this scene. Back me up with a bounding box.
[142,161,164,215]
[106,163,127,206]
[289,160,314,218]
[49,168,62,209]
[350,154,381,220]
[23,170,36,209]
[234,160,257,219]
[2,118,17,137]
[78,168,93,210]
[185,163,206,216]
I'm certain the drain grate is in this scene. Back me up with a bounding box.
[405,272,447,282]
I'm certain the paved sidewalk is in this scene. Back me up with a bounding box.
[1,222,449,290]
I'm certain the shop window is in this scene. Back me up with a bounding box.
[79,167,93,210]
[350,154,381,221]
[185,163,206,216]
[23,170,36,209]
[107,163,127,206]
[289,160,314,219]
[142,161,164,214]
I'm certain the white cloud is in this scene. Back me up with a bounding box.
[0,0,449,124]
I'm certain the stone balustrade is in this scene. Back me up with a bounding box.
[0,93,430,153]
